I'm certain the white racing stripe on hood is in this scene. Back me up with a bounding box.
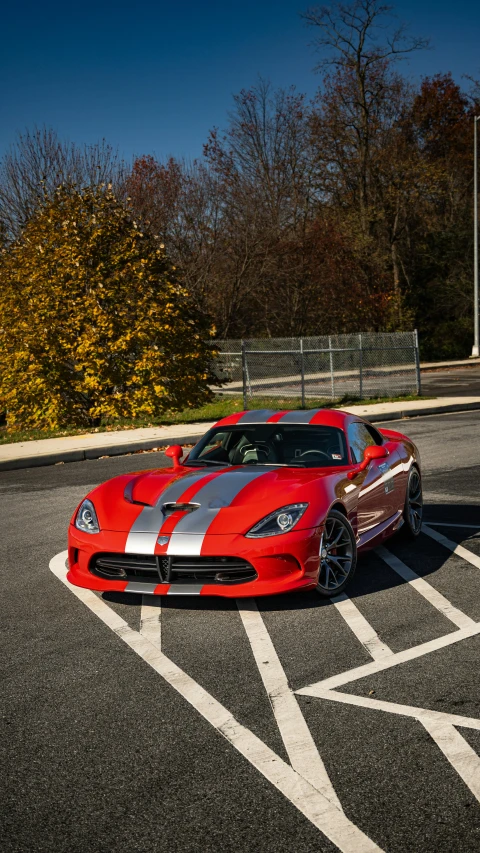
[167,468,269,556]
[125,469,212,555]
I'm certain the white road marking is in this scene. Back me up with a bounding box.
[237,599,342,810]
[297,621,480,693]
[50,552,382,853]
[427,522,480,530]
[421,719,480,803]
[331,593,393,660]
[422,524,480,570]
[376,547,476,630]
[140,596,162,650]
[299,688,480,732]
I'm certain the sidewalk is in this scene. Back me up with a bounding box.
[421,357,480,370]
[2,396,480,472]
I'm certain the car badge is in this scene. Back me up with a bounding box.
[157,535,170,546]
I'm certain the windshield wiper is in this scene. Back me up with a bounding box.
[239,462,306,467]
[185,459,230,467]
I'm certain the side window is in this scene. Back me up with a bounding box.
[348,423,377,464]
[364,424,383,446]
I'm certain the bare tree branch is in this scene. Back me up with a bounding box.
[0,127,127,240]
[302,0,429,73]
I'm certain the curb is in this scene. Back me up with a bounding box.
[420,358,480,372]
[2,400,480,473]
[0,433,205,472]
[364,400,480,423]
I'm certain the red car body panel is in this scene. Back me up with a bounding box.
[67,409,420,597]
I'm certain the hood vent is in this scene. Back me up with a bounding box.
[162,502,200,516]
[124,479,152,506]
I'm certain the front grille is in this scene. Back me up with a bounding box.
[91,553,257,585]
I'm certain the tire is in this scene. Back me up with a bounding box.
[316,509,357,598]
[400,466,423,538]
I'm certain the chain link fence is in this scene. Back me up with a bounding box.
[212,331,421,406]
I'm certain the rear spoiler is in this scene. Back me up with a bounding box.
[379,427,420,468]
[378,427,413,443]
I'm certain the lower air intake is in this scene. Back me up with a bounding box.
[90,554,257,585]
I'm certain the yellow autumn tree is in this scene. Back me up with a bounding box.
[0,184,216,430]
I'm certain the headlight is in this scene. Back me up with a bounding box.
[246,503,308,538]
[75,499,100,534]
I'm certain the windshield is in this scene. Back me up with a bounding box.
[186,424,348,468]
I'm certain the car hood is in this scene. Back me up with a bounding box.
[89,464,343,535]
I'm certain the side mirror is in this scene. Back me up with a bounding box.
[165,445,184,469]
[348,444,388,479]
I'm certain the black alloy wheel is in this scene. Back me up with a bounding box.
[402,466,423,538]
[316,509,357,598]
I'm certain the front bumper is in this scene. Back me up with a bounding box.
[67,525,323,597]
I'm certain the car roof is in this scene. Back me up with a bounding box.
[214,409,360,430]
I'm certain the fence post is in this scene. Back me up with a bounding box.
[328,336,335,400]
[300,338,306,407]
[241,340,248,410]
[414,329,422,395]
[359,333,363,399]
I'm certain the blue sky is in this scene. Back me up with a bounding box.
[1,0,479,164]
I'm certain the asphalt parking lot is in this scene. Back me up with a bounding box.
[421,365,480,398]
[1,410,480,853]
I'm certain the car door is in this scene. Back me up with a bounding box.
[347,422,397,534]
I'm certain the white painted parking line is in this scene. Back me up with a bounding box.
[331,593,393,660]
[376,547,476,630]
[140,596,162,650]
[50,552,382,853]
[421,719,480,802]
[422,524,480,570]
[427,522,480,530]
[299,688,480,732]
[297,621,480,693]
[237,599,342,810]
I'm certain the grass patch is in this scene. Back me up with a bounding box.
[0,392,432,446]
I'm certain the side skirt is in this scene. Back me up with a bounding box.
[357,511,403,552]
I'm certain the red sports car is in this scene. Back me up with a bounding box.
[67,409,422,598]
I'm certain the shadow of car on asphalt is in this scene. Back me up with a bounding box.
[101,502,480,612]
